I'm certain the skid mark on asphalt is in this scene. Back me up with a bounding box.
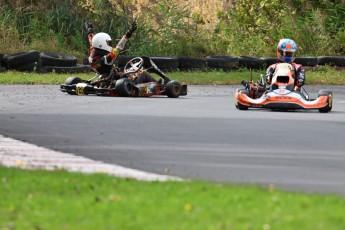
[0,135,180,181]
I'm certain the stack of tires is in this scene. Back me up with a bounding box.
[0,50,91,73]
[39,52,91,73]
[1,50,40,72]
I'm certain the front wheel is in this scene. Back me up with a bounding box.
[64,76,83,95]
[235,89,249,110]
[166,80,181,98]
[318,90,333,113]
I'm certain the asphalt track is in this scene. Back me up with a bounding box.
[1,85,345,195]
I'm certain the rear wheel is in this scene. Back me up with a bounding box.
[166,80,181,98]
[318,90,333,113]
[115,78,133,97]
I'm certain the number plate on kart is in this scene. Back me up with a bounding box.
[76,83,87,95]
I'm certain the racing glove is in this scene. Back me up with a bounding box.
[296,69,305,87]
[266,67,274,84]
[126,21,137,38]
[85,21,93,34]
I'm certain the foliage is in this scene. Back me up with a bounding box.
[213,0,345,57]
[1,0,345,58]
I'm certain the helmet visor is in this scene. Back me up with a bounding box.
[284,51,294,57]
[106,39,113,47]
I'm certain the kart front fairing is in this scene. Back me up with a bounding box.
[237,88,329,110]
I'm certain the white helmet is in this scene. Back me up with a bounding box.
[91,32,113,52]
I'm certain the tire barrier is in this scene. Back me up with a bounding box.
[150,56,179,71]
[317,56,345,67]
[206,56,239,71]
[4,50,40,70]
[40,64,92,74]
[0,54,6,72]
[262,57,279,67]
[295,57,318,66]
[2,51,345,73]
[40,52,78,67]
[178,56,207,71]
[239,56,266,70]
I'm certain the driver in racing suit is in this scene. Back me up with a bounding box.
[266,38,305,89]
[85,21,157,84]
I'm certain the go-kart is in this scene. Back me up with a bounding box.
[60,56,187,98]
[234,63,333,113]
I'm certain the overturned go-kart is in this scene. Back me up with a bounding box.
[60,56,187,98]
[234,63,333,113]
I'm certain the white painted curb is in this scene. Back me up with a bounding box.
[0,135,180,182]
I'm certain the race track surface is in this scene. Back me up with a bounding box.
[1,84,345,195]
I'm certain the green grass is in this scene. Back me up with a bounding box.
[1,66,345,85]
[1,166,345,230]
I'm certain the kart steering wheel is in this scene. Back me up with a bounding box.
[124,57,144,74]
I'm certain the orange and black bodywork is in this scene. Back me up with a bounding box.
[234,63,332,113]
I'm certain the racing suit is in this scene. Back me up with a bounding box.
[86,23,156,83]
[87,32,129,75]
[266,62,305,88]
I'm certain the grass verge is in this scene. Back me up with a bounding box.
[0,66,345,85]
[1,166,345,230]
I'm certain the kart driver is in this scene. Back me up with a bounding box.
[85,21,157,84]
[266,38,305,89]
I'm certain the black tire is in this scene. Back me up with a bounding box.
[294,57,317,66]
[40,52,77,67]
[178,56,207,71]
[318,90,333,113]
[5,50,40,69]
[13,62,37,72]
[206,56,239,71]
[239,56,266,70]
[115,78,133,97]
[40,64,92,74]
[166,80,181,98]
[263,57,279,67]
[64,76,83,85]
[150,56,179,71]
[235,89,249,110]
[317,56,345,67]
[64,77,83,95]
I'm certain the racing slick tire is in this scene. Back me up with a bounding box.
[235,89,249,110]
[166,80,181,98]
[64,76,83,85]
[64,77,83,95]
[115,78,133,97]
[318,90,333,113]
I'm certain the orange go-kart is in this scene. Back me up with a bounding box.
[234,63,333,113]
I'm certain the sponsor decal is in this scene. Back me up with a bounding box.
[275,96,292,100]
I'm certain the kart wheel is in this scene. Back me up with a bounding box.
[64,77,82,95]
[235,89,249,110]
[237,102,249,110]
[64,76,83,85]
[318,90,333,113]
[166,80,181,98]
[115,78,133,97]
